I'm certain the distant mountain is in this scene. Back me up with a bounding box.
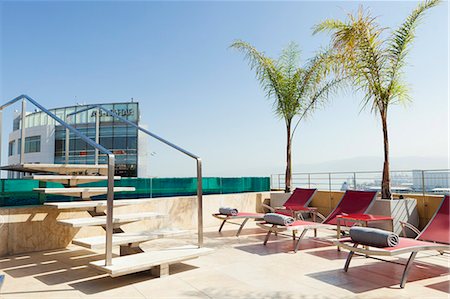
[293,156,449,174]
[207,156,449,177]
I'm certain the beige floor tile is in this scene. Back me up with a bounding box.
[0,224,449,299]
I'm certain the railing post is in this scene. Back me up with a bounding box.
[278,174,281,190]
[95,107,100,165]
[328,173,332,193]
[421,170,426,196]
[196,158,203,247]
[65,128,70,164]
[353,172,357,190]
[308,173,311,188]
[150,177,153,198]
[20,99,26,165]
[105,154,115,266]
[0,110,2,173]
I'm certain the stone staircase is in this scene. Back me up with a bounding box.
[3,163,213,277]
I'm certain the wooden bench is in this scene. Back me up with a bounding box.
[90,245,214,277]
[57,212,166,227]
[72,229,188,249]
[34,187,135,199]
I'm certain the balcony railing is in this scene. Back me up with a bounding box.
[270,169,450,195]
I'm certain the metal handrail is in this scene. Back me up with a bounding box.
[65,104,204,247]
[271,169,450,195]
[0,95,116,266]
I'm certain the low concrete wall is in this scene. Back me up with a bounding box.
[0,190,443,257]
[0,192,270,257]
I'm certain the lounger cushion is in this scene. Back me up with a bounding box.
[350,226,399,247]
[264,213,294,226]
[219,207,238,216]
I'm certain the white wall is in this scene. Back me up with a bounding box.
[8,125,55,169]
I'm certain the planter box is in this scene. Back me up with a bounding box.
[367,198,419,237]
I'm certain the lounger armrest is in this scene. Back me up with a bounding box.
[261,203,275,213]
[315,212,326,222]
[400,221,421,237]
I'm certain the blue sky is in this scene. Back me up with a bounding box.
[0,1,448,177]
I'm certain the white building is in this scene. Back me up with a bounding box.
[7,101,150,178]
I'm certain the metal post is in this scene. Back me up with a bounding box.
[0,111,2,173]
[278,174,281,190]
[95,108,100,165]
[308,173,311,188]
[353,172,357,190]
[421,170,426,196]
[197,158,203,247]
[328,173,332,192]
[65,128,69,164]
[20,99,26,165]
[105,154,115,266]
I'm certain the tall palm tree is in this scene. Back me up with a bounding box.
[231,41,340,192]
[314,0,440,199]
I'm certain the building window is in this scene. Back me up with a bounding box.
[17,136,41,154]
[8,140,15,156]
[26,136,41,153]
[13,117,21,131]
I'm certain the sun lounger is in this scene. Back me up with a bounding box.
[262,188,317,220]
[257,190,378,252]
[335,195,449,288]
[212,212,265,237]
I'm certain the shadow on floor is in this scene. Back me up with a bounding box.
[203,227,266,239]
[1,248,106,279]
[307,257,450,293]
[182,288,335,299]
[69,263,197,295]
[305,248,350,260]
[235,238,332,256]
[426,280,450,294]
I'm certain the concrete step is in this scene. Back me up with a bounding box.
[34,187,135,200]
[0,163,108,175]
[57,212,166,227]
[90,245,214,277]
[28,175,121,186]
[44,198,155,210]
[72,229,188,249]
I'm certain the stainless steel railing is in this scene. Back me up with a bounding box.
[0,95,116,266]
[65,104,204,247]
[270,169,450,195]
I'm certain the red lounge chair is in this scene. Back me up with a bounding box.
[262,188,318,220]
[257,190,378,252]
[336,195,449,288]
[212,212,265,237]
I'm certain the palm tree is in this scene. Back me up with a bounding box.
[231,41,340,192]
[314,0,440,199]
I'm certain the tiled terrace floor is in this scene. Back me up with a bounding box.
[0,223,449,298]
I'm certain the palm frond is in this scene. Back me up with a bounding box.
[386,0,441,99]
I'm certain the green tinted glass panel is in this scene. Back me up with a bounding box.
[0,177,270,206]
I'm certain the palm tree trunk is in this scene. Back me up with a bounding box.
[285,122,292,193]
[381,111,391,199]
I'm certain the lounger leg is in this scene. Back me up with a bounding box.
[236,218,249,237]
[294,229,309,253]
[400,252,418,288]
[218,220,227,232]
[312,212,317,237]
[263,225,276,245]
[344,243,359,272]
[336,220,341,251]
